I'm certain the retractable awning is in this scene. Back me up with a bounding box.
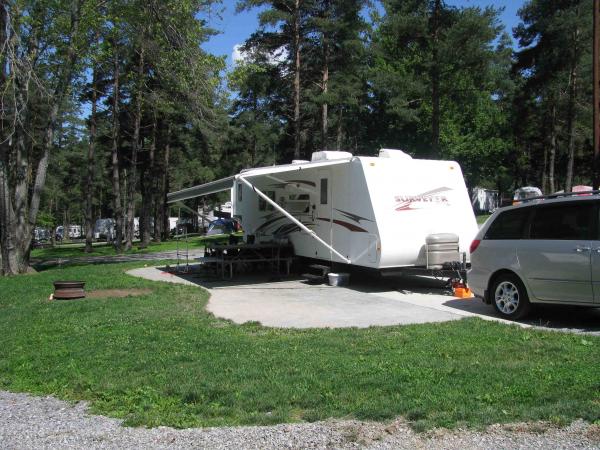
[167,176,235,204]
[167,157,352,204]
[166,156,353,264]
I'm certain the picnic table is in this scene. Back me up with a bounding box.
[198,241,293,278]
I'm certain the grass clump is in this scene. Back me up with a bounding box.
[476,214,491,225]
[0,261,598,430]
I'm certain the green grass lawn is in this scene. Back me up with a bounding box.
[476,214,491,225]
[0,262,598,431]
[30,234,241,260]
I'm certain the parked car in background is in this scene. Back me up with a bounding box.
[512,186,542,205]
[469,193,600,319]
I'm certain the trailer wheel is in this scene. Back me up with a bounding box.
[491,273,531,320]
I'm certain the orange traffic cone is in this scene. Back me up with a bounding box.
[452,282,474,299]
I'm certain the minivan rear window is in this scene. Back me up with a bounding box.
[484,208,529,240]
[529,203,593,240]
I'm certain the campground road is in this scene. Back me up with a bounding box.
[1,391,598,450]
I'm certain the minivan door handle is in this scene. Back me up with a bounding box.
[575,246,591,253]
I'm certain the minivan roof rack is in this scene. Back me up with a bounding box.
[519,190,600,204]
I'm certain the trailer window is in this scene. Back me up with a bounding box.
[320,179,328,205]
[237,183,242,202]
[259,191,275,211]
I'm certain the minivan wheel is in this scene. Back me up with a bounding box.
[491,274,531,320]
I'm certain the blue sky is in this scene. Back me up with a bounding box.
[201,0,526,67]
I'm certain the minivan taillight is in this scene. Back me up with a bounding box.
[470,239,481,254]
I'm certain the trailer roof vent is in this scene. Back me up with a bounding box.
[379,148,412,159]
[311,151,353,162]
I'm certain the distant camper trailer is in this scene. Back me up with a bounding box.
[93,219,115,241]
[513,186,542,205]
[470,187,499,214]
[55,225,82,240]
[34,227,51,242]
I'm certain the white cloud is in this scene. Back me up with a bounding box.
[269,46,288,65]
[232,44,247,64]
[231,43,289,67]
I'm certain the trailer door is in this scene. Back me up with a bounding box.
[317,169,333,260]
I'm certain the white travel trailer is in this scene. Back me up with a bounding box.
[167,149,479,272]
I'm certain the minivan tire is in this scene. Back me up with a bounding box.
[490,273,531,320]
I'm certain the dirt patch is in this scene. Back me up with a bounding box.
[85,288,152,299]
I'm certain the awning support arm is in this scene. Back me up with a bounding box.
[238,176,351,264]
[173,202,212,222]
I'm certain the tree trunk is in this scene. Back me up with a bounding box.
[49,197,55,248]
[0,3,16,274]
[111,45,123,253]
[293,0,301,160]
[548,103,557,194]
[139,172,146,245]
[84,63,99,253]
[141,109,156,248]
[250,95,258,166]
[1,2,30,273]
[541,142,548,194]
[14,0,83,273]
[0,1,6,88]
[124,152,137,250]
[565,49,578,192]
[14,114,29,260]
[336,108,343,150]
[160,124,171,241]
[430,0,441,159]
[125,42,145,251]
[0,153,18,275]
[594,0,600,190]
[321,34,329,149]
[153,124,163,243]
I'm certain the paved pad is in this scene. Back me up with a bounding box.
[127,266,600,333]
[207,281,462,328]
[127,267,462,327]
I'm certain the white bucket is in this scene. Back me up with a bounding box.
[328,272,350,287]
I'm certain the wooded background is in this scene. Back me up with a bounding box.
[0,0,594,273]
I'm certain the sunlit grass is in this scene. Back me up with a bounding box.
[31,234,242,260]
[0,261,598,430]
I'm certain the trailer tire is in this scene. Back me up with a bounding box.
[491,273,531,320]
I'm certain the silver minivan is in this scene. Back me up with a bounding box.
[468,195,600,319]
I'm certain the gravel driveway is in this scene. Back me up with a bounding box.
[1,391,598,449]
